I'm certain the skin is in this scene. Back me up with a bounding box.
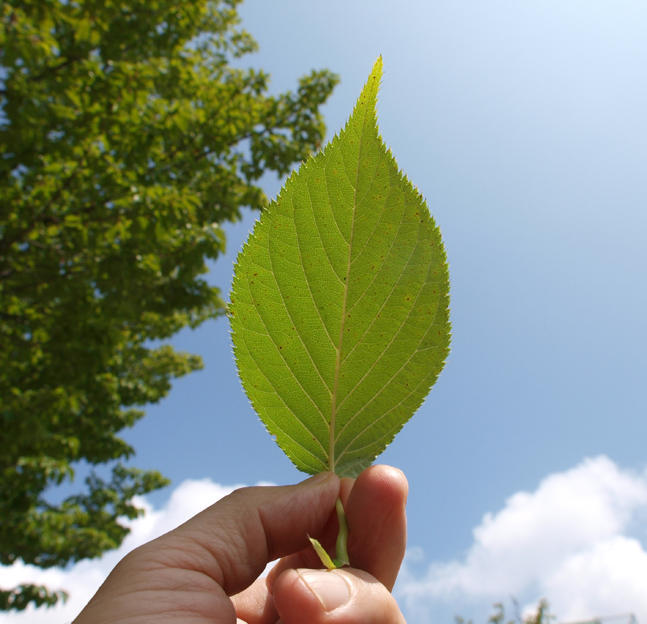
[73,465,408,624]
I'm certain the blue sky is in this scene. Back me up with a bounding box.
[4,1,647,622]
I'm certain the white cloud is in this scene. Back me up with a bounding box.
[397,456,647,624]
[0,479,244,624]
[545,536,647,622]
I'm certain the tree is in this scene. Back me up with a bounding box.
[0,0,338,610]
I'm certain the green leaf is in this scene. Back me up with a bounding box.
[230,57,451,478]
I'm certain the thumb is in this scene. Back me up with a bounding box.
[273,567,406,624]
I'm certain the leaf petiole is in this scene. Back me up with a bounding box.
[334,497,350,567]
[308,497,350,570]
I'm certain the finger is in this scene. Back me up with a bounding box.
[339,476,355,506]
[233,475,349,624]
[263,483,351,585]
[274,567,406,624]
[236,466,406,624]
[231,576,279,624]
[345,465,408,590]
[263,504,343,584]
[265,465,406,591]
[139,471,340,596]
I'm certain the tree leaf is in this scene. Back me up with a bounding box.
[230,57,451,478]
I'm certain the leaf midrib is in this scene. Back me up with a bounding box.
[328,103,374,472]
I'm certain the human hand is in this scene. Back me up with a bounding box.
[73,465,408,623]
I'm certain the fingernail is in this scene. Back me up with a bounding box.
[297,569,351,612]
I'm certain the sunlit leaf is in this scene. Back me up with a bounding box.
[230,57,451,477]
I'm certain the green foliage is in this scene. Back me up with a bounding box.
[0,0,337,610]
[0,584,67,612]
[230,58,451,478]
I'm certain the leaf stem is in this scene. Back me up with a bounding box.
[334,497,350,566]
